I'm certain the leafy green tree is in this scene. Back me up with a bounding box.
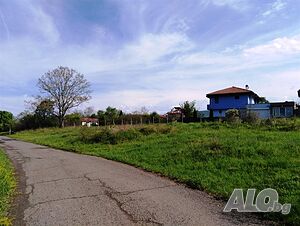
[65,113,82,126]
[34,99,57,127]
[150,112,160,123]
[105,107,120,125]
[97,110,107,125]
[180,101,196,118]
[14,111,36,131]
[0,111,13,132]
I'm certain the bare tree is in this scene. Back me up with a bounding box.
[37,66,92,127]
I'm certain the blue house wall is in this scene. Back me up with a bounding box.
[207,94,256,117]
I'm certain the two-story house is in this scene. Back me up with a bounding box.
[206,86,259,118]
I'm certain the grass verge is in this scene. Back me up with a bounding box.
[10,122,300,225]
[0,148,16,226]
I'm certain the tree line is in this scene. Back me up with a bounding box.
[0,66,199,132]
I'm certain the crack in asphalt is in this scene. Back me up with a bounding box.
[24,171,166,225]
[28,176,85,185]
[28,194,102,208]
[83,173,165,225]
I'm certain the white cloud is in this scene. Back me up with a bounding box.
[243,36,300,57]
[209,0,250,11]
[262,0,286,17]
[176,52,236,66]
[0,9,10,40]
[27,4,60,44]
[119,33,193,65]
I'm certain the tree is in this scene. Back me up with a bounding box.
[105,107,120,125]
[65,112,82,126]
[34,99,57,128]
[97,110,106,125]
[37,66,92,127]
[15,111,36,131]
[0,111,13,132]
[150,112,160,123]
[180,100,196,118]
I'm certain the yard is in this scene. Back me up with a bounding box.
[10,120,300,225]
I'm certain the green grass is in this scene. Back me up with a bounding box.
[0,148,16,225]
[10,122,300,225]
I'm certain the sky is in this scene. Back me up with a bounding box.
[1,0,300,115]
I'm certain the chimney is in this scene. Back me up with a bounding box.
[245,85,249,90]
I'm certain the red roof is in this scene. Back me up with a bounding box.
[80,118,98,123]
[206,86,257,97]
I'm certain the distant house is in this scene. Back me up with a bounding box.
[197,110,210,120]
[270,102,296,118]
[245,103,271,119]
[206,86,298,119]
[167,107,184,121]
[206,86,259,118]
[80,118,99,127]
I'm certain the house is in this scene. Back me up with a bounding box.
[270,102,296,118]
[206,86,298,119]
[197,110,210,121]
[80,117,99,127]
[245,103,271,119]
[167,107,184,121]
[206,86,259,118]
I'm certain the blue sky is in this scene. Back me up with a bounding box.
[1,0,300,115]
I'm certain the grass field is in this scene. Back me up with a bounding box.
[0,148,16,225]
[11,121,300,225]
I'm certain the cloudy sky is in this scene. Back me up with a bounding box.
[1,0,300,115]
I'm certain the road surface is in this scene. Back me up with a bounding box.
[0,136,267,226]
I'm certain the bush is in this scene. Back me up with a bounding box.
[139,126,157,135]
[225,109,240,124]
[116,129,141,142]
[243,111,260,125]
[79,127,116,144]
[79,125,176,145]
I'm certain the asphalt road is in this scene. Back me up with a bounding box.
[0,136,267,226]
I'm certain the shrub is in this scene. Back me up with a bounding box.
[225,109,240,124]
[139,126,157,135]
[261,118,300,131]
[79,127,117,144]
[243,111,260,125]
[156,125,174,134]
[116,129,141,142]
[79,124,176,145]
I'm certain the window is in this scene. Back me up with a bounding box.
[273,107,280,117]
[280,107,285,117]
[219,110,222,114]
[235,95,240,99]
[286,107,293,117]
[215,97,219,104]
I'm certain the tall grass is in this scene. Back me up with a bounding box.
[0,148,16,225]
[11,121,300,225]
